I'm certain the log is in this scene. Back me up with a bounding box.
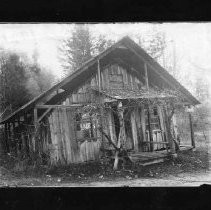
[107,110,117,145]
[163,106,176,156]
[113,150,119,170]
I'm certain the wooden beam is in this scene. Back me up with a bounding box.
[38,108,52,123]
[36,104,83,109]
[188,112,195,149]
[141,141,169,144]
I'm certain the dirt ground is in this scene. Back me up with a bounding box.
[0,132,210,187]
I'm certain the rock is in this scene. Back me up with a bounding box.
[149,171,154,177]
[126,176,132,180]
[57,178,61,182]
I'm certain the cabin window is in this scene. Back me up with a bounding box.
[75,112,99,141]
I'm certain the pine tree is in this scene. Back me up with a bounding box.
[59,24,114,75]
[136,27,166,63]
[59,25,93,74]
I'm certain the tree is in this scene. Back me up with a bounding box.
[0,51,31,113]
[136,27,166,63]
[135,27,184,83]
[0,49,55,115]
[59,25,93,74]
[92,34,114,56]
[26,50,55,98]
[59,24,114,74]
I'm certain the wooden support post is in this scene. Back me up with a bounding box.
[147,105,153,152]
[11,121,16,155]
[144,63,149,89]
[130,109,138,152]
[188,112,195,150]
[97,59,104,142]
[117,102,126,148]
[113,102,127,170]
[134,107,142,151]
[34,108,38,129]
[144,63,153,152]
[140,105,146,151]
[8,122,12,153]
[163,106,177,157]
[97,59,101,91]
[4,123,9,153]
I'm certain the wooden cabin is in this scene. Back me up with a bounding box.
[0,36,200,166]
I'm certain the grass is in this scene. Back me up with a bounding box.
[0,131,209,186]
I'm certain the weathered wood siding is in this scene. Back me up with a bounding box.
[62,63,143,105]
[48,108,101,165]
[101,64,143,90]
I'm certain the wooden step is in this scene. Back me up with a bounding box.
[128,152,170,166]
[139,158,165,166]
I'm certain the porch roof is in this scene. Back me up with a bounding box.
[93,88,178,101]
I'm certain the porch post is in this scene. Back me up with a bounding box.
[4,123,9,153]
[147,105,153,152]
[144,63,153,152]
[97,59,104,144]
[34,108,38,129]
[163,106,177,157]
[113,101,126,170]
[130,109,138,152]
[117,101,126,148]
[97,59,101,91]
[188,112,196,151]
[8,122,12,153]
[144,63,149,89]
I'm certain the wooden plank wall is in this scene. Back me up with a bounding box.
[101,64,143,90]
[62,63,144,105]
[48,108,101,165]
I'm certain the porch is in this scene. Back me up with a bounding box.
[128,145,194,166]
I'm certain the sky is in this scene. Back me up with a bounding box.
[0,23,210,95]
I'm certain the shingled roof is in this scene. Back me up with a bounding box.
[92,88,178,100]
[0,36,200,124]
